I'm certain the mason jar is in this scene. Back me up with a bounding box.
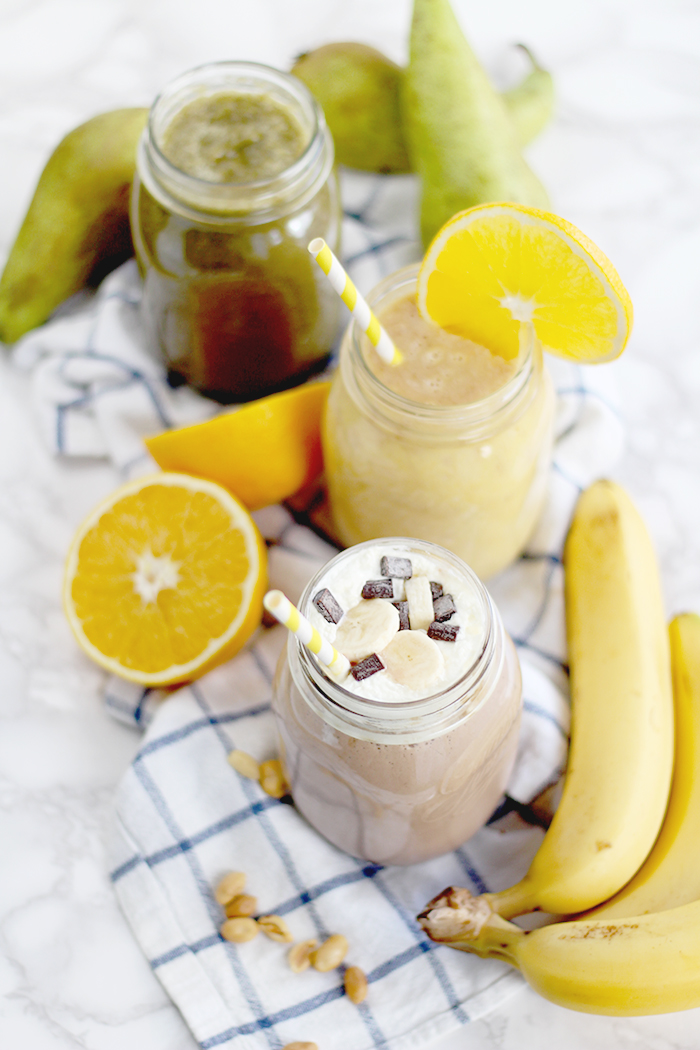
[322,265,556,579]
[271,537,522,866]
[131,61,341,403]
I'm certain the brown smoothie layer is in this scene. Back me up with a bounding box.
[365,293,516,406]
[161,91,307,183]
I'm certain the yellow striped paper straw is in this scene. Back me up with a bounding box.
[308,238,402,365]
[263,589,351,682]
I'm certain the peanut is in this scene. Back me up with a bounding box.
[220,917,259,943]
[224,893,257,918]
[259,758,289,799]
[288,938,318,973]
[257,914,293,943]
[228,749,260,780]
[310,933,348,972]
[214,871,246,907]
[344,965,368,1004]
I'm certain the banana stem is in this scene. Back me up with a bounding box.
[483,878,541,919]
[417,886,525,966]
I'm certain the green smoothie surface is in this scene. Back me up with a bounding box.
[161,91,308,183]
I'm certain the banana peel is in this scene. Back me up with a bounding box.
[418,480,675,924]
[579,612,700,919]
[418,885,700,1016]
[0,107,147,344]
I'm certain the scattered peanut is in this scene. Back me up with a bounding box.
[221,917,259,943]
[214,871,246,907]
[256,914,293,943]
[259,758,289,799]
[344,965,368,1004]
[228,749,261,780]
[310,933,348,972]
[224,893,257,918]
[288,938,318,973]
[281,1043,318,1050]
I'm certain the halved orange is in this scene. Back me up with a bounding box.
[145,381,330,511]
[417,202,633,363]
[63,473,266,685]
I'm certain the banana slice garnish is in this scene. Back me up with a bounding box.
[405,575,435,631]
[381,629,444,688]
[334,599,399,663]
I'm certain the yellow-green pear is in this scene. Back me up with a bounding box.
[0,107,148,344]
[503,44,555,147]
[292,43,410,173]
[402,0,550,246]
[292,41,554,175]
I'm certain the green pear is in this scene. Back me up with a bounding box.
[503,45,555,147]
[292,41,554,175]
[0,107,148,344]
[292,43,410,174]
[402,0,550,246]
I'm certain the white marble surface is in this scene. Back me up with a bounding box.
[1,0,700,1047]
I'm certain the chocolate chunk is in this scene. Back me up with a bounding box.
[392,601,410,631]
[428,622,460,642]
[351,653,385,681]
[361,578,394,599]
[433,594,457,622]
[430,581,443,601]
[313,588,344,624]
[380,555,413,579]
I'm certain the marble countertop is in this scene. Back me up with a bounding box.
[2,0,700,1047]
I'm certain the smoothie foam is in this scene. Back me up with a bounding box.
[306,541,486,705]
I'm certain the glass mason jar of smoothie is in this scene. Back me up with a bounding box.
[131,61,341,403]
[271,537,522,866]
[322,265,555,579]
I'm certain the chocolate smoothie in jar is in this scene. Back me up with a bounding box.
[131,62,340,403]
[322,264,555,579]
[271,538,522,866]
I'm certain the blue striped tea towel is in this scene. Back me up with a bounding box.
[106,355,622,1049]
[13,171,624,1048]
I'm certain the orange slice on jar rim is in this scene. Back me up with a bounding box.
[63,473,266,686]
[417,202,633,364]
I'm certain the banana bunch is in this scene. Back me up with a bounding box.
[418,482,700,1015]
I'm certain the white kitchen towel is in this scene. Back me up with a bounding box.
[12,170,624,1048]
[105,362,622,1050]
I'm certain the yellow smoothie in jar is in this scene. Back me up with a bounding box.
[322,264,556,580]
[321,202,633,579]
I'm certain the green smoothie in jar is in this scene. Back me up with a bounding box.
[132,62,341,403]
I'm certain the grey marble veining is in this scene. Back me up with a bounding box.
[1,0,700,1047]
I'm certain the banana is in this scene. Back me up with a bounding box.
[334,599,399,662]
[436,481,674,919]
[580,612,700,919]
[418,886,700,1016]
[380,629,443,687]
[405,575,435,630]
